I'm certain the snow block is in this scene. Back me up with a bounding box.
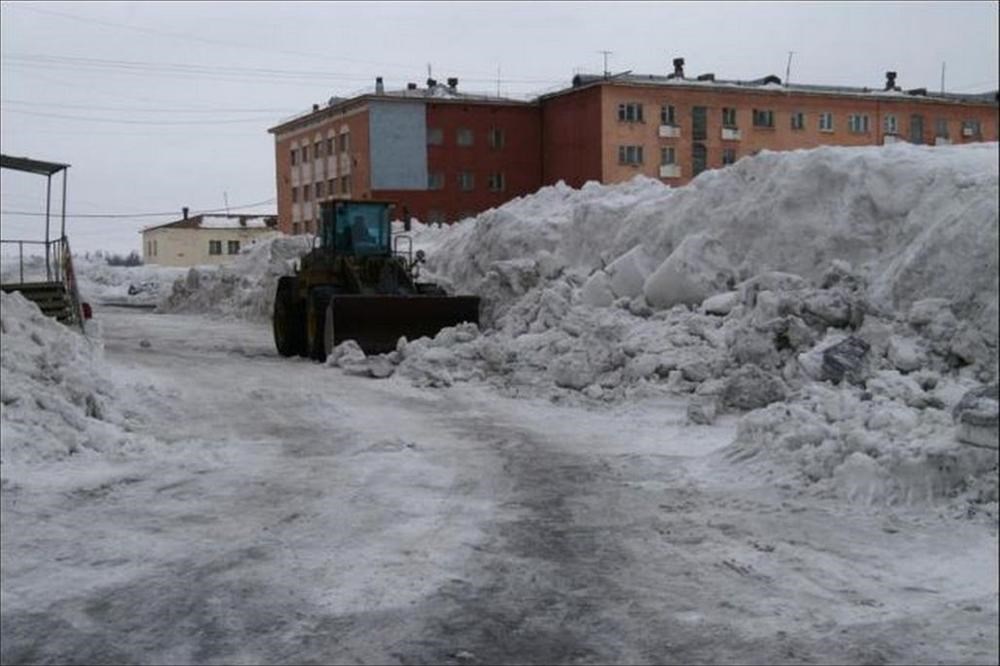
[605,245,656,301]
[821,336,870,385]
[701,291,740,316]
[580,271,615,307]
[722,364,787,411]
[953,384,999,449]
[643,234,734,310]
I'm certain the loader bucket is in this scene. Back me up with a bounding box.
[329,294,480,354]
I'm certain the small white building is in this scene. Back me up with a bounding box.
[141,211,279,267]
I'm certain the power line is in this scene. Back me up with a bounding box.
[1,197,276,219]
[2,108,280,125]
[0,99,299,114]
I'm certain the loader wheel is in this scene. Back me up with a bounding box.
[273,277,305,357]
[306,287,337,362]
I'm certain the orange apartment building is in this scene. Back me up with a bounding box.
[269,63,998,233]
[268,78,540,234]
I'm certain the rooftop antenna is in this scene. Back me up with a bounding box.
[427,62,432,80]
[598,50,612,77]
[785,50,795,88]
[940,61,946,94]
[497,64,501,98]
[223,191,230,216]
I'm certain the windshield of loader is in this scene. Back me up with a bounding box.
[327,202,391,256]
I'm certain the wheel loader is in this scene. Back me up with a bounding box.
[272,200,480,361]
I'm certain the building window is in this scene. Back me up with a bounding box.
[340,175,350,195]
[209,240,222,256]
[791,112,805,130]
[427,127,443,145]
[458,171,475,191]
[153,240,157,256]
[301,145,309,162]
[722,107,737,128]
[488,127,505,149]
[660,146,676,165]
[428,172,445,190]
[692,143,707,176]
[326,137,334,154]
[427,210,446,226]
[618,145,644,165]
[315,181,324,198]
[292,222,301,235]
[303,185,311,201]
[314,141,322,158]
[327,179,335,197]
[819,112,834,132]
[935,118,949,138]
[962,120,981,138]
[303,220,311,234]
[692,106,707,140]
[752,109,774,128]
[848,114,870,134]
[883,114,898,135]
[488,172,505,192]
[722,148,737,165]
[617,102,644,123]
[660,105,677,125]
[227,240,240,255]
[291,187,298,203]
[339,133,350,152]
[290,149,297,166]
[457,128,474,146]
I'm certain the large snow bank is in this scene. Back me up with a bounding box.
[0,291,143,473]
[158,235,311,320]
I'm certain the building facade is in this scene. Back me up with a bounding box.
[142,212,278,267]
[268,80,541,235]
[269,67,999,233]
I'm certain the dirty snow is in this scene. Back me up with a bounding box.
[3,142,998,664]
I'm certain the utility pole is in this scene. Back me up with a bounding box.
[598,50,612,77]
[497,64,501,98]
[785,51,795,88]
[941,61,946,94]
[224,191,230,216]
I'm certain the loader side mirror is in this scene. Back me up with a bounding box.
[415,249,426,263]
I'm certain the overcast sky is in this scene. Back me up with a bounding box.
[1,0,998,254]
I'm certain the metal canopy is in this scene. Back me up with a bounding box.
[0,154,71,176]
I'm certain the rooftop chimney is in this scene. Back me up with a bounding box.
[427,78,437,88]
[696,73,715,82]
[885,71,897,91]
[182,207,189,220]
[312,103,320,111]
[672,57,685,78]
[375,76,384,94]
[447,77,458,89]
[406,82,418,90]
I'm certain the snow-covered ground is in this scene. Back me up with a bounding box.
[2,142,998,664]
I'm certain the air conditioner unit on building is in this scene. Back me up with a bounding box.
[659,125,681,138]
[721,127,741,141]
[659,164,682,179]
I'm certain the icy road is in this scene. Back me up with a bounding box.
[2,307,997,665]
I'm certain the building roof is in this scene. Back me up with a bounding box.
[142,213,277,233]
[0,154,70,176]
[268,82,534,134]
[547,72,999,106]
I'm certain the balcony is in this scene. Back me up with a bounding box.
[659,164,682,179]
[934,136,951,146]
[659,124,681,138]
[721,127,741,141]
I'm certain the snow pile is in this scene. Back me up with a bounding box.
[340,142,999,507]
[158,234,311,320]
[0,291,141,471]
[73,256,188,307]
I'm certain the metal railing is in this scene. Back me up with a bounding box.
[0,237,66,284]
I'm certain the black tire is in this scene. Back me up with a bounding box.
[306,287,338,362]
[274,276,305,357]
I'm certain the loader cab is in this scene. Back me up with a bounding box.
[320,200,394,257]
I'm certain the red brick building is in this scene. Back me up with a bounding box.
[268,79,540,234]
[269,65,998,234]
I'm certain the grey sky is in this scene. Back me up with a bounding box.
[1,0,997,254]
